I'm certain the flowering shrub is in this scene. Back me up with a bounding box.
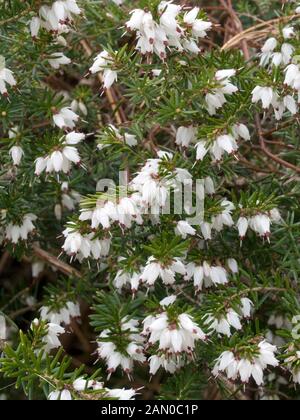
[1,0,300,401]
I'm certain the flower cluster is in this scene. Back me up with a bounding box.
[89,51,118,89]
[237,208,281,240]
[195,123,250,162]
[30,1,81,38]
[142,296,206,373]
[184,259,238,292]
[4,214,37,244]
[259,29,295,68]
[205,70,238,115]
[38,321,66,353]
[204,298,253,337]
[252,23,300,120]
[212,340,279,385]
[96,317,145,377]
[113,265,141,294]
[53,107,80,130]
[49,379,137,400]
[125,3,211,59]
[140,256,186,286]
[35,132,84,175]
[79,194,142,230]
[62,223,111,261]
[40,301,80,326]
[130,151,191,211]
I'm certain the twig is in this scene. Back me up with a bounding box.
[32,245,81,278]
[222,14,300,51]
[0,287,30,313]
[10,303,41,320]
[0,8,32,25]
[0,251,10,275]
[255,114,300,174]
[219,0,250,59]
[230,287,288,301]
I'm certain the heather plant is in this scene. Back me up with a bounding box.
[0,0,300,401]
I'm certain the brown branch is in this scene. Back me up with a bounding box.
[32,245,81,278]
[255,114,300,174]
[264,139,296,150]
[219,0,250,59]
[222,14,300,51]
[0,251,11,276]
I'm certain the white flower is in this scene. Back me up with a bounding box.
[233,123,250,141]
[175,126,196,148]
[0,65,17,96]
[140,256,186,286]
[252,86,275,109]
[113,269,141,293]
[285,351,300,384]
[48,389,72,400]
[48,52,71,69]
[184,8,212,39]
[34,0,81,35]
[219,200,235,224]
[159,295,177,307]
[249,214,271,238]
[40,301,80,326]
[283,95,297,114]
[175,220,196,239]
[227,258,239,274]
[42,322,65,353]
[53,107,79,130]
[130,152,186,210]
[124,133,138,146]
[195,141,208,161]
[269,208,281,222]
[71,99,88,116]
[32,261,45,278]
[284,64,300,89]
[237,216,249,239]
[200,222,212,240]
[9,145,23,166]
[204,176,215,195]
[240,298,253,318]
[283,26,295,39]
[5,213,37,244]
[89,50,117,89]
[126,3,211,59]
[0,316,6,340]
[205,70,238,115]
[8,125,19,139]
[30,17,41,38]
[259,37,277,66]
